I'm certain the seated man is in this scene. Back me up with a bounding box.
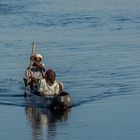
[24,53,45,88]
[38,69,63,96]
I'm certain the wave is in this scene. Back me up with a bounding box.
[72,90,133,108]
[0,101,25,107]
[0,89,137,109]
[0,3,25,15]
[0,76,139,109]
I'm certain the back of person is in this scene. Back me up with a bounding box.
[38,79,60,96]
[38,69,63,96]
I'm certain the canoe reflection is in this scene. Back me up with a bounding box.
[25,97,71,140]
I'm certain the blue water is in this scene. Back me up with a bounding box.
[0,0,140,139]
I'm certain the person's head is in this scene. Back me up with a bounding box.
[45,69,56,84]
[34,54,42,63]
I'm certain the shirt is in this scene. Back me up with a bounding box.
[39,79,63,96]
[25,63,45,81]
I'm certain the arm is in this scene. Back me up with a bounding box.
[23,68,32,86]
[58,82,63,94]
[54,81,64,95]
[31,56,45,71]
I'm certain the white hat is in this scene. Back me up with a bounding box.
[35,54,43,59]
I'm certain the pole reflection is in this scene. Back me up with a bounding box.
[24,96,71,140]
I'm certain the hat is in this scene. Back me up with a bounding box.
[34,54,43,60]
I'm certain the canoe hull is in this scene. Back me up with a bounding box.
[29,91,72,111]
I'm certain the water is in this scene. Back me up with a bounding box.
[0,0,140,139]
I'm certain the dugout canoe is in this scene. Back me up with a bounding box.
[29,91,72,111]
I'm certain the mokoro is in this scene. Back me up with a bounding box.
[29,91,72,111]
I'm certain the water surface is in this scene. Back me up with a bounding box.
[0,0,140,139]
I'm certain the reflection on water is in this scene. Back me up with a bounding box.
[24,97,71,140]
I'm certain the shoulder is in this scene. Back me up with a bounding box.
[53,80,59,85]
[40,79,46,86]
[40,79,46,83]
[58,81,64,89]
[54,80,64,88]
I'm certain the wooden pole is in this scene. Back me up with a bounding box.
[24,42,36,96]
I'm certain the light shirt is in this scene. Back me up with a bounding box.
[39,79,63,96]
[25,64,45,81]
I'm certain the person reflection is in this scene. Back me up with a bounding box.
[25,105,71,140]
